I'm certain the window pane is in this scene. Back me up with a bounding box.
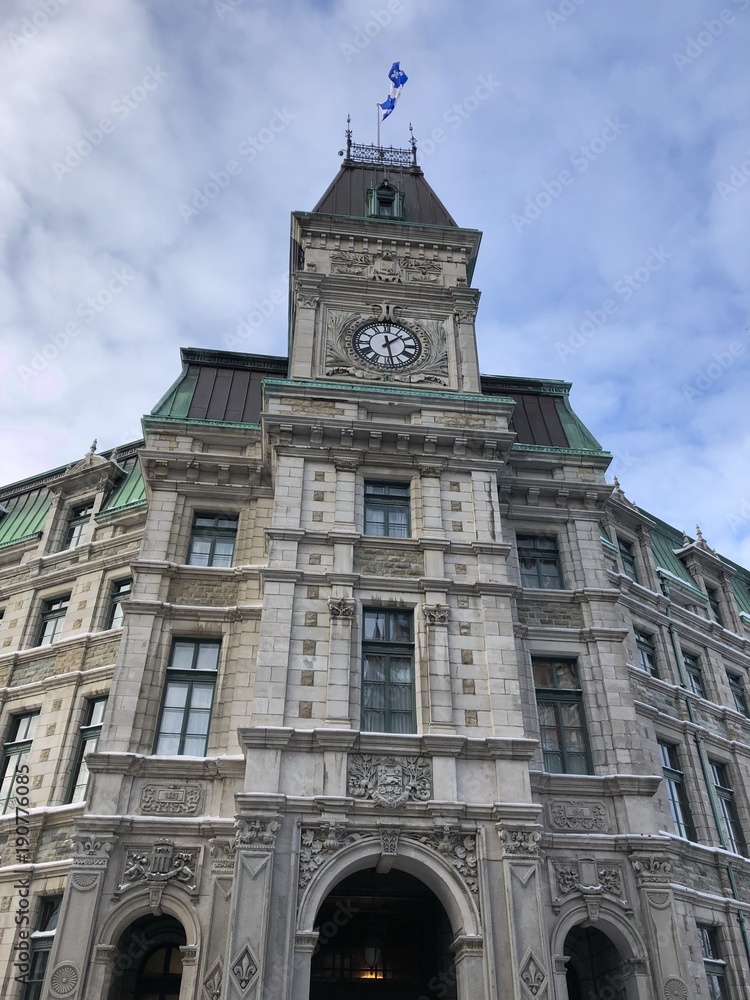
[190,683,215,709]
[185,710,211,736]
[364,509,386,535]
[195,643,220,671]
[555,663,578,689]
[363,613,386,641]
[160,709,186,733]
[155,735,181,755]
[171,643,196,670]
[533,662,552,688]
[392,613,412,642]
[164,683,189,708]
[389,658,413,685]
[188,539,211,566]
[388,507,408,537]
[363,654,386,682]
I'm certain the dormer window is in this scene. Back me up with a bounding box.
[64,501,94,549]
[366,180,404,220]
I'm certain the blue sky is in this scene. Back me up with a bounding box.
[1,0,749,565]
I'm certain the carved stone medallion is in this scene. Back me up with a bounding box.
[140,782,203,815]
[347,754,432,808]
[118,840,198,892]
[548,799,609,832]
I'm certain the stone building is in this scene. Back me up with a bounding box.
[2,138,750,1000]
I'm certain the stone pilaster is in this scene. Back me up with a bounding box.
[629,852,688,1000]
[325,598,355,725]
[494,822,552,1000]
[422,603,455,733]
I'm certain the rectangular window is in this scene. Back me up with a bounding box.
[698,925,731,1000]
[710,761,746,856]
[683,652,705,697]
[155,639,220,756]
[618,537,638,581]
[707,587,724,627]
[635,631,658,677]
[533,658,591,774]
[37,596,70,647]
[363,483,410,538]
[658,741,695,840]
[187,513,238,568]
[728,674,749,717]
[20,896,62,1000]
[67,697,107,803]
[64,501,94,549]
[362,609,415,733]
[0,713,39,814]
[517,535,563,589]
[107,579,132,629]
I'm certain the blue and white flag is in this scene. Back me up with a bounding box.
[379,62,408,121]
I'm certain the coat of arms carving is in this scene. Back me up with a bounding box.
[347,754,432,808]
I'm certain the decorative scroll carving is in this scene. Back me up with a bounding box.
[549,799,609,832]
[333,458,359,472]
[140,783,203,815]
[328,598,355,619]
[236,817,279,850]
[209,838,236,872]
[520,952,548,998]
[598,866,623,898]
[630,854,673,884]
[299,823,351,888]
[49,963,79,997]
[380,827,401,855]
[325,312,449,386]
[419,826,478,895]
[73,837,113,868]
[297,293,319,308]
[118,840,198,892]
[418,466,444,478]
[71,872,99,891]
[551,860,626,909]
[423,604,449,626]
[553,864,580,896]
[230,944,259,991]
[498,825,541,857]
[645,891,671,909]
[347,754,432,808]
[329,251,443,285]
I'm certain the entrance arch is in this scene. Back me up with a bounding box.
[108,914,186,1000]
[564,925,626,1000]
[310,867,456,1000]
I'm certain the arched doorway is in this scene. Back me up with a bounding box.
[310,867,457,1000]
[109,914,186,1000]
[565,925,626,1000]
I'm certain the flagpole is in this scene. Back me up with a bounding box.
[376,103,380,148]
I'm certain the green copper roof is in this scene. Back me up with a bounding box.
[99,457,146,515]
[0,488,52,548]
[648,521,705,597]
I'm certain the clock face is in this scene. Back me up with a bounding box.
[351,322,422,369]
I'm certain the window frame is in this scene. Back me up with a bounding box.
[706,587,724,627]
[532,658,592,775]
[635,630,659,677]
[187,512,238,568]
[107,578,132,629]
[682,651,705,698]
[37,595,70,647]
[727,674,749,718]
[698,924,732,1000]
[710,760,747,856]
[363,482,411,539]
[517,534,563,590]
[20,895,62,1000]
[66,697,107,803]
[154,639,221,756]
[617,536,638,581]
[361,608,416,734]
[0,712,39,815]
[63,501,94,550]
[658,740,696,840]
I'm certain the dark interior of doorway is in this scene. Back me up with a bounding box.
[564,924,626,1000]
[310,867,457,1000]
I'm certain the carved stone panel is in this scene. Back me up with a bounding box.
[418,826,478,895]
[347,754,432,807]
[548,799,610,833]
[140,782,204,815]
[118,840,199,893]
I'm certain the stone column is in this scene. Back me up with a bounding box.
[179,945,200,1000]
[291,932,319,1000]
[422,604,455,733]
[629,852,688,1000]
[325,598,355,725]
[471,470,502,544]
[494,821,552,1000]
[43,833,116,1000]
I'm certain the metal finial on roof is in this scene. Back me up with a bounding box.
[682,530,691,546]
[409,122,417,166]
[695,524,703,541]
[88,439,97,455]
[345,115,352,159]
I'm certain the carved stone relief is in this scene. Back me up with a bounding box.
[550,859,627,911]
[418,826,478,895]
[520,952,548,998]
[422,604,449,626]
[118,840,199,893]
[328,597,355,619]
[548,799,610,832]
[347,754,432,807]
[209,837,236,872]
[235,817,279,850]
[230,943,259,992]
[629,854,673,884]
[140,782,203,815]
[329,250,442,284]
[498,825,541,857]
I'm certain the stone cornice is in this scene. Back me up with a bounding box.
[238,727,537,760]
[530,771,662,798]
[86,752,244,778]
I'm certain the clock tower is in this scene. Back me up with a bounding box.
[288,132,483,392]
